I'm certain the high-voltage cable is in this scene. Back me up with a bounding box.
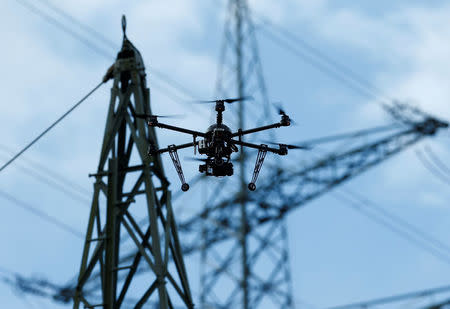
[0,81,104,173]
[292,124,401,147]
[344,189,450,255]
[0,189,84,238]
[0,153,90,205]
[328,284,450,309]
[254,14,393,104]
[416,149,450,186]
[423,145,450,176]
[282,145,450,265]
[15,0,202,103]
[334,191,450,266]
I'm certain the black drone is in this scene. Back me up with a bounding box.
[138,98,306,192]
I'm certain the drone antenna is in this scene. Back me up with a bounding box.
[216,102,225,125]
[122,15,127,38]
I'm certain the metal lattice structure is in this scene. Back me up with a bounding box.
[72,20,193,309]
[199,0,294,308]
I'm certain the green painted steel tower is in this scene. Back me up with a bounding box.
[72,17,193,309]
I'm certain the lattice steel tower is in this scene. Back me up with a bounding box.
[73,17,193,309]
[200,1,294,308]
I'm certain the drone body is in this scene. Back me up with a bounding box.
[141,98,301,192]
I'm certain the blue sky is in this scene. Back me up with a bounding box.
[1,0,450,308]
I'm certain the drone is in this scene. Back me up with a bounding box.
[137,97,306,192]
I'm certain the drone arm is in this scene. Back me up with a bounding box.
[231,122,287,138]
[151,142,197,155]
[149,122,206,137]
[231,140,283,155]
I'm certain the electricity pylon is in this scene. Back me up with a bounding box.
[72,17,193,309]
[200,1,294,308]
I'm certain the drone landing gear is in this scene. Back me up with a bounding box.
[248,145,267,191]
[168,145,189,192]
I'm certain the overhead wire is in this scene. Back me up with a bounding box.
[252,12,450,266]
[0,81,104,174]
[423,145,450,176]
[255,14,392,101]
[35,0,117,49]
[0,189,84,239]
[15,0,113,59]
[296,146,450,266]
[4,2,209,305]
[343,189,450,255]
[252,13,393,111]
[291,124,401,147]
[0,144,91,196]
[327,283,450,309]
[0,0,206,238]
[333,190,450,266]
[415,149,450,186]
[0,152,90,205]
[15,0,203,103]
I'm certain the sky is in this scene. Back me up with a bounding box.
[0,0,450,308]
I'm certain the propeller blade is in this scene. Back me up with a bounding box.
[135,113,184,119]
[261,141,311,150]
[194,96,253,104]
[273,102,286,115]
[272,102,297,125]
[223,96,253,104]
[185,157,208,162]
[286,144,310,150]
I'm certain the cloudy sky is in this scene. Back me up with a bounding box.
[1,0,450,308]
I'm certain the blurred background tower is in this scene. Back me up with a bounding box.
[200,1,294,308]
[72,19,193,309]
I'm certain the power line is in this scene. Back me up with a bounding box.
[344,189,450,256]
[15,0,113,59]
[35,0,117,49]
[293,124,400,146]
[0,189,84,239]
[0,81,104,173]
[0,145,91,196]
[15,0,202,102]
[0,153,90,205]
[416,149,450,186]
[328,283,450,309]
[333,190,450,266]
[424,145,450,176]
[256,24,387,107]
[254,14,393,103]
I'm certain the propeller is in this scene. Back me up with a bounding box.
[194,96,254,104]
[274,102,287,116]
[134,113,184,119]
[262,141,311,150]
[185,157,209,162]
[273,102,297,125]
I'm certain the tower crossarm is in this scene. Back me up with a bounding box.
[179,115,448,254]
